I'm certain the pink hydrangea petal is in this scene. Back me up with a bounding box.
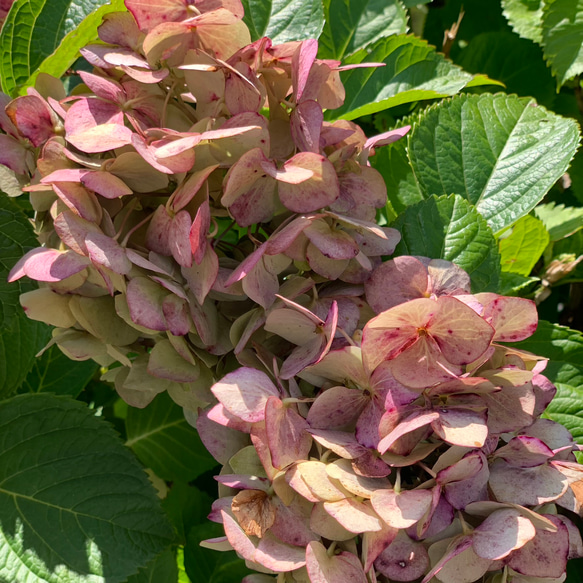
[431,407,488,448]
[85,232,132,274]
[79,71,125,103]
[211,367,279,423]
[0,134,30,174]
[292,39,318,103]
[482,296,538,342]
[147,338,199,382]
[6,95,55,147]
[242,255,279,310]
[481,379,536,434]
[508,516,569,578]
[290,100,322,153]
[306,244,349,280]
[254,534,307,572]
[365,257,429,313]
[161,294,191,336]
[374,533,430,582]
[323,498,382,533]
[306,345,368,387]
[145,205,173,256]
[126,0,189,32]
[362,522,399,571]
[269,495,317,547]
[81,170,133,199]
[473,509,536,560]
[307,386,368,430]
[168,210,193,267]
[429,296,495,365]
[304,219,359,260]
[220,510,257,562]
[494,435,555,468]
[363,126,411,152]
[8,248,89,283]
[437,451,489,510]
[426,259,471,296]
[52,182,103,223]
[197,408,251,464]
[265,396,311,470]
[336,165,387,216]
[53,210,102,256]
[309,429,367,459]
[377,411,439,455]
[370,488,433,529]
[265,215,314,255]
[278,152,339,213]
[126,276,168,331]
[306,541,367,583]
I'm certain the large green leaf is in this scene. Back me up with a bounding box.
[241,0,324,43]
[325,34,478,121]
[408,93,581,233]
[318,0,407,61]
[0,0,123,96]
[19,344,98,398]
[501,0,543,43]
[0,393,174,583]
[0,197,49,397]
[456,32,555,107]
[124,548,178,583]
[126,392,218,483]
[391,194,501,292]
[509,321,583,445]
[499,214,550,276]
[534,202,583,241]
[542,0,583,88]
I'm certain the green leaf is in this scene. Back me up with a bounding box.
[534,202,583,241]
[325,34,477,121]
[0,393,174,583]
[0,0,123,96]
[408,93,581,233]
[124,548,178,583]
[542,0,583,88]
[19,344,98,397]
[318,0,408,61]
[498,272,540,296]
[370,128,423,217]
[391,194,501,292]
[456,32,555,108]
[0,197,49,397]
[508,321,583,444]
[499,214,550,276]
[162,482,213,545]
[501,0,543,44]
[27,0,126,93]
[125,392,218,483]
[241,0,324,43]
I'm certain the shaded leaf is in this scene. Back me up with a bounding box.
[501,0,543,43]
[124,548,178,583]
[535,202,583,241]
[326,34,477,121]
[19,344,98,398]
[0,197,49,397]
[499,215,550,276]
[0,0,125,96]
[408,93,580,233]
[242,0,324,43]
[126,392,218,482]
[391,194,501,293]
[509,321,583,445]
[318,0,408,61]
[0,393,174,583]
[542,0,583,88]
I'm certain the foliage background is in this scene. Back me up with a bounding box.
[2,0,583,581]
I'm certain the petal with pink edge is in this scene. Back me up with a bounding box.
[254,534,307,572]
[168,210,193,267]
[278,153,339,213]
[374,532,430,582]
[211,367,279,423]
[291,100,323,153]
[362,522,399,572]
[8,248,89,283]
[85,232,132,274]
[304,219,359,260]
[6,95,55,147]
[370,488,433,529]
[265,396,312,470]
[306,541,367,583]
[197,408,250,464]
[323,498,382,533]
[482,296,538,342]
[306,386,368,430]
[493,435,555,468]
[431,407,488,448]
[473,508,535,560]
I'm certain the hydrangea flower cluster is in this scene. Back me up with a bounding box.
[2,1,583,582]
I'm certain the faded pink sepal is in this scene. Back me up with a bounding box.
[253,534,307,572]
[197,407,251,464]
[79,71,125,103]
[85,232,132,274]
[215,474,270,491]
[362,521,399,572]
[494,435,555,468]
[190,200,211,263]
[481,295,538,342]
[292,39,318,103]
[374,532,429,581]
[182,244,219,304]
[211,367,279,423]
[307,386,367,429]
[52,182,103,223]
[6,95,56,147]
[126,277,168,331]
[161,294,191,336]
[291,100,322,153]
[370,488,433,529]
[306,541,367,583]
[278,152,339,213]
[377,411,439,455]
[169,210,193,267]
[264,396,312,470]
[322,498,382,533]
[225,244,266,286]
[437,451,489,510]
[8,248,89,283]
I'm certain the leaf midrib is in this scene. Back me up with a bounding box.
[125,418,184,447]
